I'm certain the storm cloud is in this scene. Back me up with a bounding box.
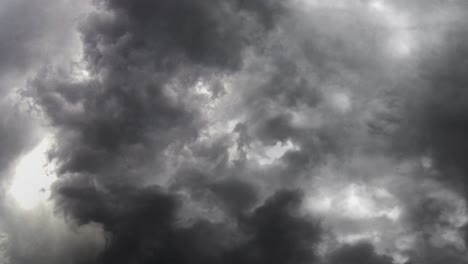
[1,0,468,263]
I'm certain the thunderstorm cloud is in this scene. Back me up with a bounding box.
[1,0,468,263]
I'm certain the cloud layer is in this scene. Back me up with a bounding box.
[1,0,468,263]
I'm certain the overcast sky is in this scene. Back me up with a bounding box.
[1,0,468,263]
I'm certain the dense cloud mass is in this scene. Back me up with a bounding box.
[2,0,468,263]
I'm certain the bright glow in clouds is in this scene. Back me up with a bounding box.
[330,91,352,113]
[297,0,350,9]
[369,0,415,57]
[305,181,405,262]
[247,140,300,166]
[306,183,401,221]
[297,0,416,57]
[9,137,55,209]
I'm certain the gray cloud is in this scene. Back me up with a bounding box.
[2,0,468,263]
[326,242,394,264]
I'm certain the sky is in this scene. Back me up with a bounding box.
[0,0,468,263]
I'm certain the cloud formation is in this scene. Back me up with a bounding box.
[1,0,468,263]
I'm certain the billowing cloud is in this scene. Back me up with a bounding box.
[1,0,468,263]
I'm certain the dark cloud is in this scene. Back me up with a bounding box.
[4,0,468,263]
[210,178,259,215]
[27,0,291,186]
[406,245,468,264]
[227,190,322,264]
[54,178,321,264]
[86,0,287,71]
[385,21,468,198]
[18,0,328,263]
